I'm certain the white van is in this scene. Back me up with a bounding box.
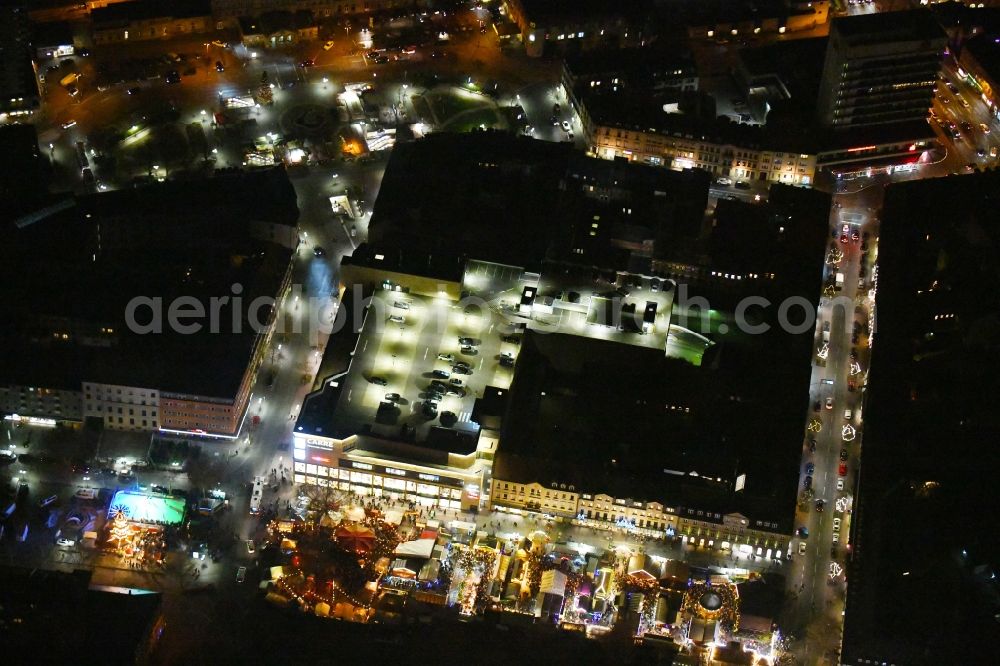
[844,408,853,420]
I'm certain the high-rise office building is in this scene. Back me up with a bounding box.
[817,10,947,129]
[0,5,39,122]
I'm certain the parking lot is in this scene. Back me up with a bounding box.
[324,260,696,445]
[331,288,520,441]
[465,260,688,355]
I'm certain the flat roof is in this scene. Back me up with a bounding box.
[832,8,947,44]
[582,88,819,154]
[517,0,652,24]
[92,0,211,25]
[297,287,496,451]
[0,565,161,664]
[493,326,805,527]
[963,32,1000,82]
[737,38,827,101]
[842,171,1000,665]
[565,47,696,80]
[370,133,710,273]
[0,167,297,398]
[676,0,793,25]
[369,132,572,271]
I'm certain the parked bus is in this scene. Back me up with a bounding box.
[249,475,265,515]
[75,141,89,171]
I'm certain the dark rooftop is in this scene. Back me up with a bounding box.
[369,133,710,274]
[581,88,819,154]
[736,37,827,102]
[0,566,162,665]
[342,245,465,286]
[369,132,572,271]
[296,285,369,437]
[842,172,1000,665]
[565,47,697,83]
[0,124,47,223]
[493,326,802,528]
[30,19,74,45]
[0,168,297,398]
[963,32,1000,82]
[239,10,316,35]
[675,0,798,26]
[493,183,828,527]
[517,0,652,24]
[832,8,947,44]
[92,0,211,25]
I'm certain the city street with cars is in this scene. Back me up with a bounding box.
[6,3,996,662]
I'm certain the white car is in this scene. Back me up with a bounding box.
[715,177,733,186]
[832,532,840,544]
[833,518,841,532]
[798,541,807,555]
[825,397,834,410]
[560,120,571,132]
[56,538,75,547]
[437,353,454,362]
[389,315,405,324]
[836,478,845,491]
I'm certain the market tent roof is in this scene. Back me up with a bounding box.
[391,558,420,578]
[383,509,403,525]
[418,558,440,582]
[271,564,295,580]
[336,524,376,553]
[394,538,435,559]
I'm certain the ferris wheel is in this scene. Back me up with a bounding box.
[109,503,131,519]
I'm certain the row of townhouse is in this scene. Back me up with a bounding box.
[488,479,791,558]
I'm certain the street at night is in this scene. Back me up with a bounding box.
[2,1,999,665]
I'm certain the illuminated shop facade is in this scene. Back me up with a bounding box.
[489,480,791,560]
[292,432,489,512]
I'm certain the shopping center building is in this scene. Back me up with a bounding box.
[293,134,828,558]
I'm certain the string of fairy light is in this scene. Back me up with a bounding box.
[264,504,404,615]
